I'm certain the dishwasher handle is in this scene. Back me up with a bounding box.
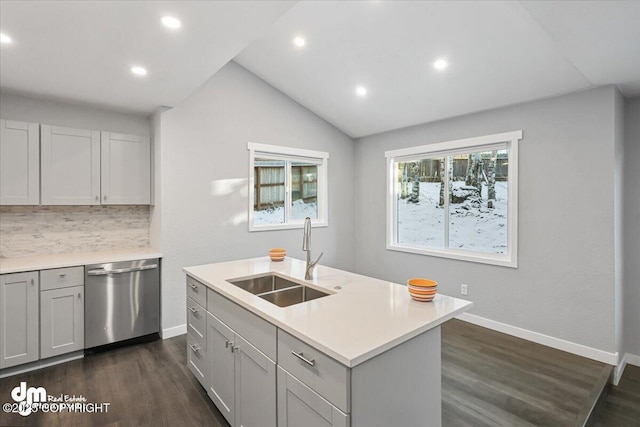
[87,264,158,276]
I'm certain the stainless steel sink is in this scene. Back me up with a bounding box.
[227,274,300,295]
[226,273,331,307]
[258,286,330,307]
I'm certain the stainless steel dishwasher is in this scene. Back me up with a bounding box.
[85,258,160,349]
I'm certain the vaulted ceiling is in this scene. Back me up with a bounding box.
[1,1,639,138]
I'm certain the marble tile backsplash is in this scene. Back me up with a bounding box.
[0,206,150,258]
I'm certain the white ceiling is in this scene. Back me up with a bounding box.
[0,0,295,115]
[235,0,640,138]
[1,1,639,137]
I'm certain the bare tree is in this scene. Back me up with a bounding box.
[487,151,497,208]
[438,159,445,206]
[400,163,409,199]
[408,162,420,203]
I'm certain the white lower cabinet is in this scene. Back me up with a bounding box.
[207,312,276,427]
[40,285,84,358]
[277,367,349,427]
[39,266,85,359]
[207,313,235,425]
[187,297,208,388]
[0,272,39,369]
[234,334,276,427]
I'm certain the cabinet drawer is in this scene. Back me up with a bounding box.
[186,276,207,308]
[278,330,350,413]
[187,297,206,348]
[207,289,277,361]
[187,332,207,388]
[41,266,84,291]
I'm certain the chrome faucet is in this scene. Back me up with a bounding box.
[302,217,323,280]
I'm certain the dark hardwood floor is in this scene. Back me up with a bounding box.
[0,336,227,427]
[0,320,633,427]
[442,320,610,427]
[595,364,640,426]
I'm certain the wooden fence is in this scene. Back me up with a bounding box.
[254,165,317,210]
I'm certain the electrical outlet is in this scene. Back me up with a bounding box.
[460,284,468,296]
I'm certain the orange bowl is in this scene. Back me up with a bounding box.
[269,248,286,261]
[409,287,437,295]
[407,278,438,288]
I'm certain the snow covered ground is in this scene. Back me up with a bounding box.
[397,181,508,253]
[254,199,318,225]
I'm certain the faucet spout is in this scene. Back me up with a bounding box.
[302,217,322,280]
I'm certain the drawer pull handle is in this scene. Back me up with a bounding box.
[59,274,66,278]
[189,306,199,314]
[292,351,315,367]
[225,340,232,348]
[231,345,239,353]
[189,283,198,290]
[189,344,200,353]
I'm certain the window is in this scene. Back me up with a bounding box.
[248,142,328,231]
[385,131,521,267]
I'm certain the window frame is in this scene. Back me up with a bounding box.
[248,142,329,232]
[385,130,522,268]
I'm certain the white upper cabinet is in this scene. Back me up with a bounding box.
[100,132,150,204]
[0,119,40,205]
[41,125,101,205]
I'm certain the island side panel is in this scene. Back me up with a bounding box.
[351,326,442,427]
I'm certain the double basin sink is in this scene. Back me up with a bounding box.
[226,274,330,308]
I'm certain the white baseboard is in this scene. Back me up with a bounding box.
[456,313,619,366]
[0,352,84,379]
[626,353,640,367]
[162,323,187,339]
[615,352,640,384]
[614,354,628,385]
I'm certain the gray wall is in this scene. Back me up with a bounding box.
[0,92,151,136]
[159,61,354,332]
[624,96,640,357]
[354,86,618,353]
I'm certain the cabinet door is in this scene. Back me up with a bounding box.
[235,334,276,427]
[277,367,349,427]
[41,125,100,205]
[0,272,39,368]
[207,313,235,427]
[0,119,39,205]
[40,285,84,359]
[101,132,150,204]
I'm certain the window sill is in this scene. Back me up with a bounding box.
[249,221,328,232]
[386,244,517,268]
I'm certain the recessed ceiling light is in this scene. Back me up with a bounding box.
[355,86,367,97]
[131,66,148,76]
[433,58,448,70]
[0,33,12,44]
[293,37,306,47]
[161,16,181,29]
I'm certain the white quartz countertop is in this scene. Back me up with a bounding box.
[0,248,163,274]
[184,257,472,367]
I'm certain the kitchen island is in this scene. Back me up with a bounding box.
[184,257,472,427]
